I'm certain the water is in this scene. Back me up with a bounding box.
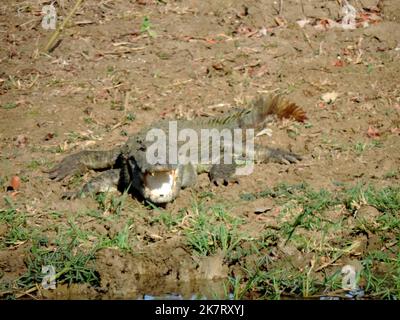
[134,278,232,300]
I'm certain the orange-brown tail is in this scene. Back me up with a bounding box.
[253,95,307,122]
[238,95,307,129]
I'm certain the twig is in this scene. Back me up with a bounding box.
[308,289,348,299]
[0,290,14,297]
[123,91,130,111]
[233,61,261,71]
[43,0,84,53]
[75,20,94,26]
[302,30,314,51]
[15,285,39,299]
[111,121,124,131]
[27,74,40,89]
[315,241,361,272]
[300,0,305,16]
[101,47,146,55]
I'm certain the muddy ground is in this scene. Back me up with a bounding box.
[0,0,399,299]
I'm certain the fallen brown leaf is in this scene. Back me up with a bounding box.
[10,176,21,191]
[15,135,28,148]
[333,59,345,67]
[367,126,380,138]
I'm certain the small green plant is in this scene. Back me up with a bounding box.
[106,65,115,75]
[66,131,90,143]
[354,142,367,155]
[185,201,245,257]
[17,237,100,289]
[239,192,257,201]
[156,51,171,60]
[198,191,215,199]
[353,140,383,155]
[0,205,32,247]
[95,191,128,215]
[361,252,398,299]
[370,140,383,148]
[65,173,84,189]
[126,113,136,122]
[110,100,123,111]
[5,225,30,246]
[343,185,400,215]
[27,159,46,170]
[1,102,17,110]
[140,16,157,38]
[84,117,94,125]
[113,224,131,250]
[151,210,184,230]
[383,170,398,179]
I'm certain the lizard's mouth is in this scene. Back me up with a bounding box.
[142,169,178,203]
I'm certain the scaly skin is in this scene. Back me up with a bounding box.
[48,95,306,204]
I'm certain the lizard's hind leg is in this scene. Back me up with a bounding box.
[63,169,121,199]
[254,145,301,164]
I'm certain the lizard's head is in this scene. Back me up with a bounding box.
[139,165,181,204]
[128,154,182,204]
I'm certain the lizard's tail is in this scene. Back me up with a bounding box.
[238,95,307,129]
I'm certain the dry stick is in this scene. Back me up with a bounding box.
[302,30,314,51]
[315,241,361,272]
[43,0,84,53]
[279,0,284,15]
[15,285,38,299]
[300,0,305,16]
[101,47,146,55]
[123,90,130,111]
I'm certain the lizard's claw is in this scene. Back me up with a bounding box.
[61,191,78,200]
[47,154,87,181]
[268,149,302,165]
[61,190,86,200]
[209,164,239,186]
[211,177,240,187]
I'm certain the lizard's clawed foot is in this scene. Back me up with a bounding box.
[47,154,87,181]
[61,191,79,200]
[209,164,239,186]
[211,177,240,186]
[267,148,302,165]
[61,189,88,200]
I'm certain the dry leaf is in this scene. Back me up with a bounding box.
[390,128,400,135]
[256,128,273,137]
[274,16,287,27]
[254,206,273,214]
[333,59,345,67]
[317,101,326,108]
[10,176,21,191]
[296,19,311,28]
[44,133,55,141]
[366,126,380,138]
[321,92,339,104]
[15,135,28,148]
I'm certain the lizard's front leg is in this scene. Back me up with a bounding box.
[63,169,122,199]
[180,163,198,188]
[209,163,239,186]
[48,149,121,181]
